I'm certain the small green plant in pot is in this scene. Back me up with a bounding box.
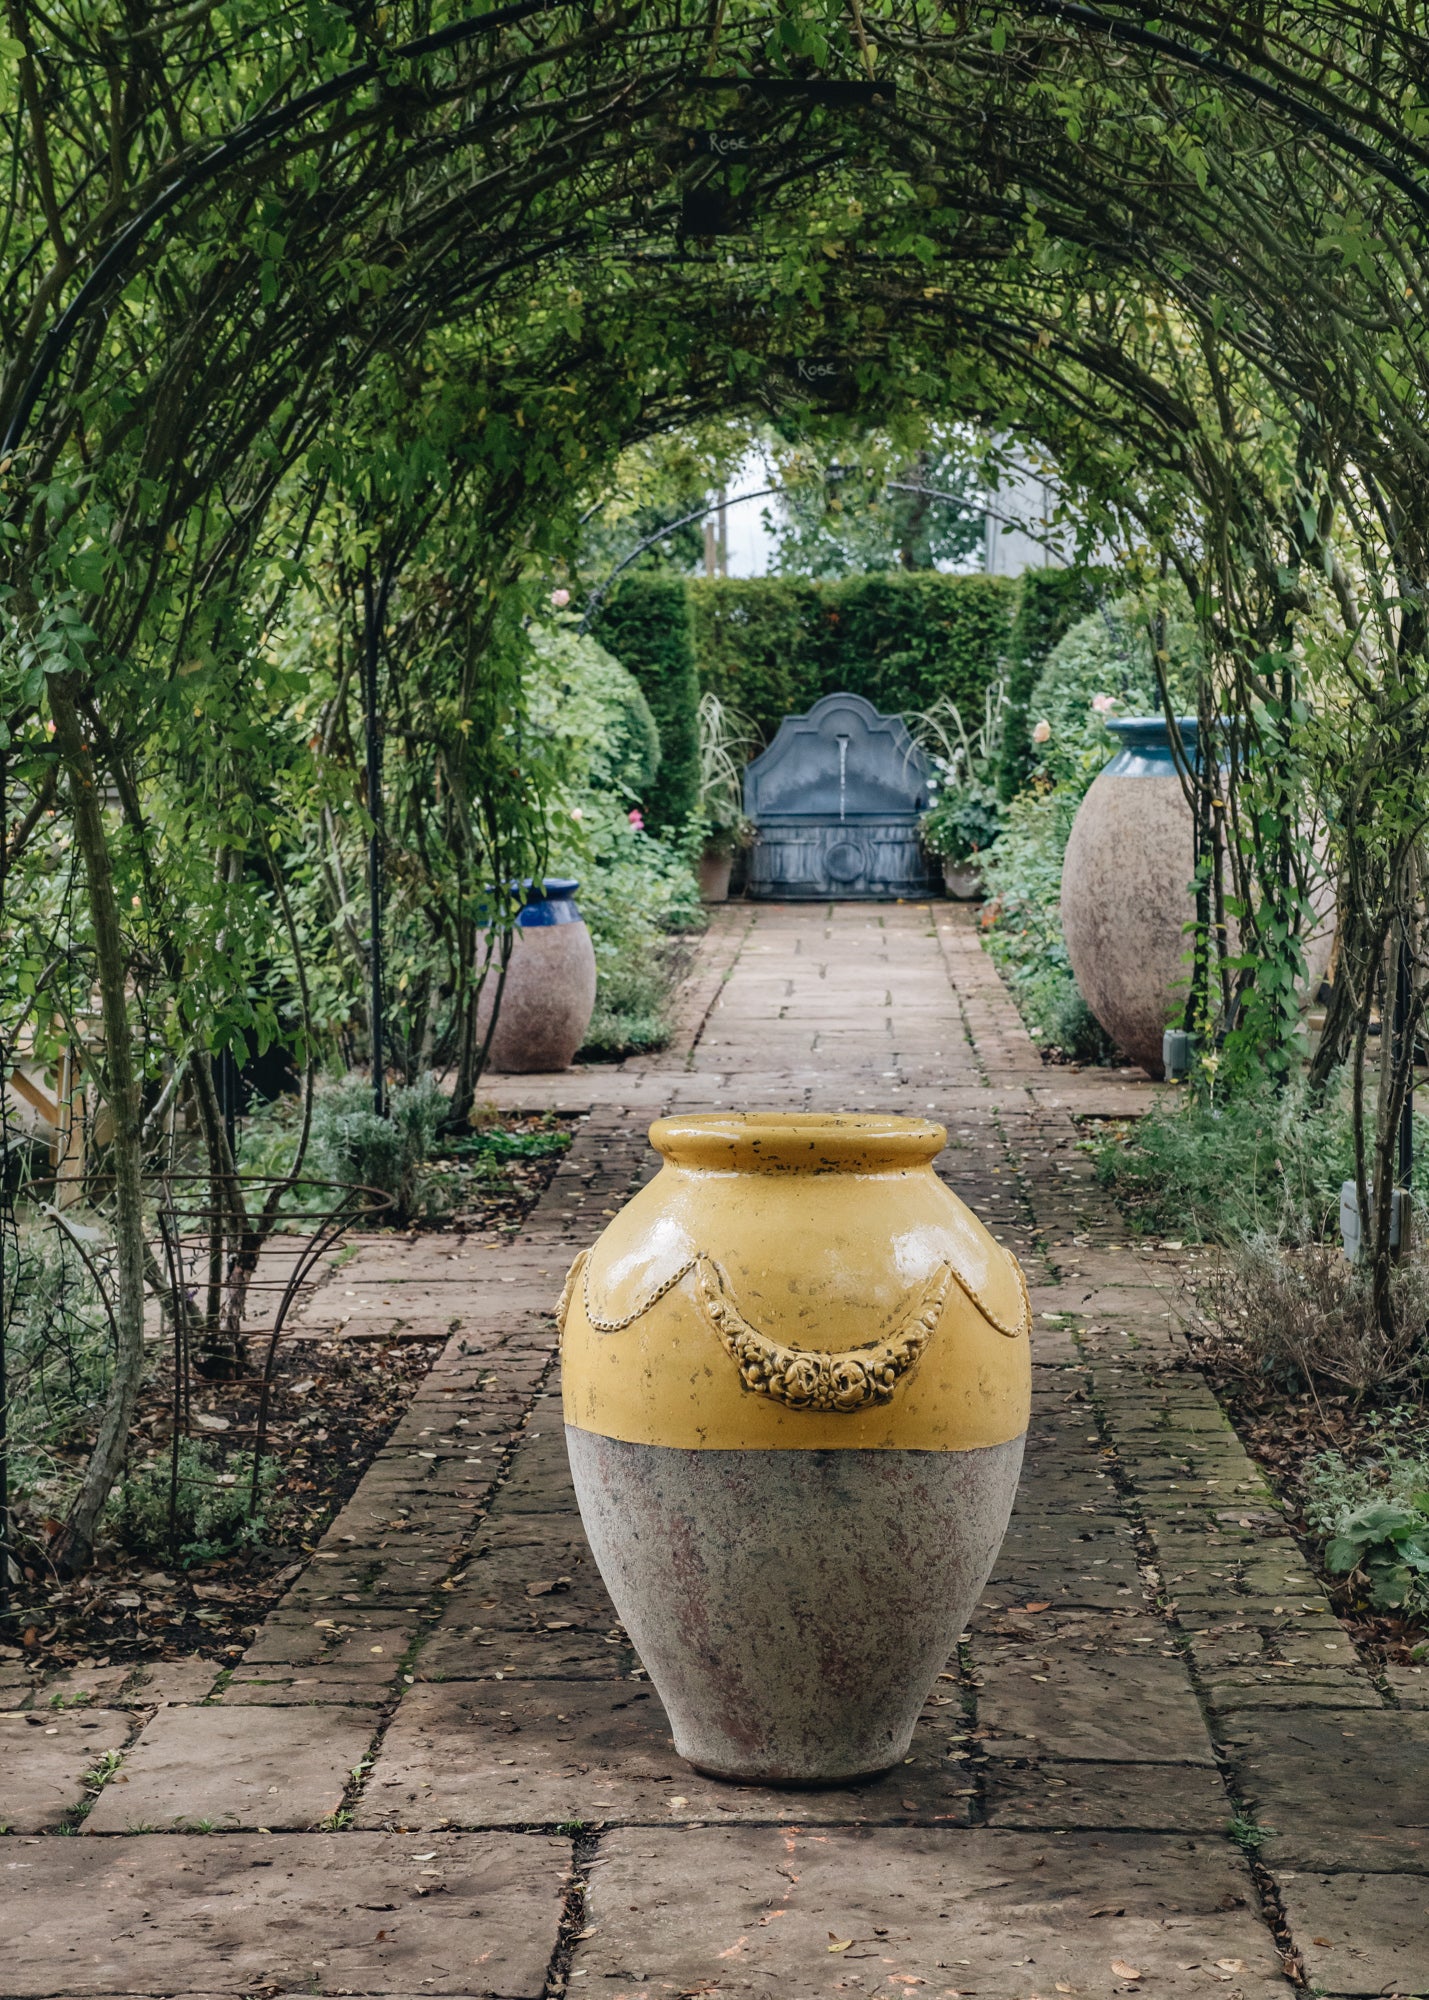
[694,691,758,900]
[911,682,1008,898]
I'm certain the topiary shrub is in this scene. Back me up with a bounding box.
[593,576,700,831]
[1023,593,1201,788]
[527,622,661,799]
[996,566,1109,800]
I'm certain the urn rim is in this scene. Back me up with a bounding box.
[649,1110,946,1174]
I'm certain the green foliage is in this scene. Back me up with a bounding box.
[2,1228,115,1500]
[1024,594,1202,788]
[107,1440,277,1567]
[997,568,1109,800]
[1314,1464,1429,1615]
[695,691,758,853]
[1325,1498,1429,1611]
[1093,1075,1360,1243]
[980,785,1113,1061]
[308,1072,449,1224]
[527,623,661,801]
[690,573,1015,744]
[594,577,701,832]
[915,684,1008,862]
[1307,1437,1429,1613]
[922,786,1002,862]
[444,1127,572,1163]
[767,440,985,576]
[571,826,701,1059]
[1094,1068,1429,1246]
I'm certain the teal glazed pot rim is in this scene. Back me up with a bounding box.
[1103,715,1198,778]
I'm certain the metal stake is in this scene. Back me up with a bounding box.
[363,557,386,1119]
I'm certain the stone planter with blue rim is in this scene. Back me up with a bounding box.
[1059,717,1197,1078]
[476,879,598,1073]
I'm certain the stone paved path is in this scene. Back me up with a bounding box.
[4,902,1427,1999]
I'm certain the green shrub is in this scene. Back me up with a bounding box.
[308,1071,448,1223]
[2,1228,114,1502]
[980,784,1114,1060]
[527,623,661,800]
[1306,1439,1429,1614]
[1024,593,1201,788]
[1093,1069,1379,1244]
[593,576,701,831]
[107,1439,278,1566]
[997,566,1110,800]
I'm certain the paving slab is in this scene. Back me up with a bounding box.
[357,1679,978,1829]
[0,1708,133,1830]
[82,1703,377,1831]
[0,1831,568,1996]
[982,1758,1233,1831]
[574,1826,1292,1997]
[1222,1709,1429,1870]
[1279,1871,1429,1996]
[7,902,1420,1989]
[976,1652,1216,1763]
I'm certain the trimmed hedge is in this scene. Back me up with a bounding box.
[593,576,701,832]
[690,572,1017,743]
[596,570,1108,828]
[996,566,1109,800]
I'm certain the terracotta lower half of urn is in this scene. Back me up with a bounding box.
[476,879,597,1073]
[1060,717,1196,1078]
[558,1112,1031,1784]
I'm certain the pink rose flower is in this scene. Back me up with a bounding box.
[550,587,571,608]
[1032,719,1052,744]
[1091,693,1117,714]
[628,808,644,829]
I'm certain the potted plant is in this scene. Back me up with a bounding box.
[694,691,758,901]
[911,680,1009,898]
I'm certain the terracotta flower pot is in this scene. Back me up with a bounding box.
[943,858,985,900]
[559,1112,1030,1784]
[476,879,597,1073]
[1060,717,1197,1078]
[698,848,734,903]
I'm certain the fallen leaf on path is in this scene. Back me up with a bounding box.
[1215,1960,1244,1973]
[1110,1962,1142,1981]
[1024,1601,1051,1613]
[1311,1937,1333,1947]
[828,1935,854,1953]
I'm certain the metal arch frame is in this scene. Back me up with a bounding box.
[6,4,1428,462]
[2,0,1424,1597]
[0,0,556,457]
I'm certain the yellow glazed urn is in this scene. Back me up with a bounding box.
[559,1112,1030,1783]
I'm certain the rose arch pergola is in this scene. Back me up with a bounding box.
[3,1,1428,1563]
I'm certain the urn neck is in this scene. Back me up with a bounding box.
[649,1112,946,1175]
[1102,715,1198,778]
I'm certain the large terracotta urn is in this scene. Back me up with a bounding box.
[476,879,597,1072]
[559,1112,1030,1784]
[1060,717,1197,1078]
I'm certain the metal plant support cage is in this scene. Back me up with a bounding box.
[0,1163,393,1594]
